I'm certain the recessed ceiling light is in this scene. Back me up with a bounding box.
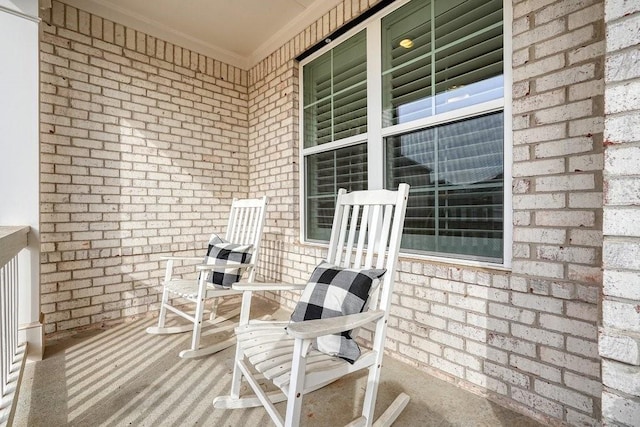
[399,38,414,49]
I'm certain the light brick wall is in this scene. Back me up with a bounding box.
[601,1,640,425]
[39,1,249,334]
[37,0,617,424]
[247,0,605,425]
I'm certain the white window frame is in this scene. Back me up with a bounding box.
[299,0,512,269]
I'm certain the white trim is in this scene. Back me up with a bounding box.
[302,133,368,156]
[380,99,505,138]
[0,3,39,22]
[502,0,513,269]
[298,64,306,244]
[367,19,384,190]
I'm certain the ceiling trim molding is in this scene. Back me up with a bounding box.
[61,0,250,69]
[247,0,343,69]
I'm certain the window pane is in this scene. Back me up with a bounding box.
[303,31,367,148]
[306,144,368,240]
[382,0,431,127]
[385,112,504,261]
[382,0,503,126]
[434,0,503,114]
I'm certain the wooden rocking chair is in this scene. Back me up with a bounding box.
[214,184,409,426]
[146,196,268,358]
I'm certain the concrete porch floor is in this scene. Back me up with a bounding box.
[14,300,547,426]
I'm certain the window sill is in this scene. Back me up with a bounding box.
[298,240,512,273]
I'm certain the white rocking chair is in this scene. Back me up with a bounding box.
[214,184,410,427]
[146,196,268,358]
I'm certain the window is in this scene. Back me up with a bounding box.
[301,0,509,264]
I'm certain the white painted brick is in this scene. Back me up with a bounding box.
[604,270,640,300]
[537,245,597,264]
[513,227,566,244]
[466,313,509,334]
[606,80,640,114]
[569,3,604,30]
[541,346,600,376]
[540,313,598,339]
[534,99,594,125]
[605,112,640,143]
[605,145,640,176]
[510,354,562,382]
[512,323,564,348]
[484,361,530,388]
[512,260,565,280]
[487,333,537,358]
[537,63,596,92]
[605,0,640,21]
[512,158,565,177]
[488,302,536,324]
[514,123,567,145]
[602,390,640,426]
[603,300,640,333]
[535,379,593,413]
[603,241,640,270]
[568,336,599,359]
[606,14,640,51]
[429,330,464,350]
[605,208,640,237]
[513,89,565,114]
[568,153,604,172]
[431,304,466,322]
[605,48,640,83]
[443,348,481,371]
[535,174,595,192]
[534,137,593,158]
[603,359,640,396]
[430,355,464,378]
[512,387,564,419]
[599,331,640,366]
[514,18,566,51]
[448,294,486,314]
[606,177,640,206]
[514,54,565,82]
[566,301,598,322]
[466,371,508,395]
[513,193,566,210]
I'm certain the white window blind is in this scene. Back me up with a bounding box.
[301,0,506,263]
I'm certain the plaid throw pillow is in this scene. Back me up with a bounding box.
[290,261,386,363]
[204,234,253,288]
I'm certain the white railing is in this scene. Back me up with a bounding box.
[0,226,29,426]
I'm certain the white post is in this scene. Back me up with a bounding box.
[0,0,43,360]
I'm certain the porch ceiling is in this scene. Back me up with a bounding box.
[61,0,344,69]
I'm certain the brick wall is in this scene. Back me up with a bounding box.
[246,0,605,425]
[38,0,615,424]
[600,1,640,425]
[39,1,249,334]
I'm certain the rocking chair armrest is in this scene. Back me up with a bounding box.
[231,282,307,292]
[161,256,203,261]
[286,310,385,339]
[195,263,253,271]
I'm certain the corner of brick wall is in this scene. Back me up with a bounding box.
[600,0,640,425]
[39,0,249,335]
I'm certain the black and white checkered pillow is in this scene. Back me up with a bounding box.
[204,234,253,288]
[290,261,386,363]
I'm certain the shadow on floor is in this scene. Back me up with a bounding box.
[15,299,546,426]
